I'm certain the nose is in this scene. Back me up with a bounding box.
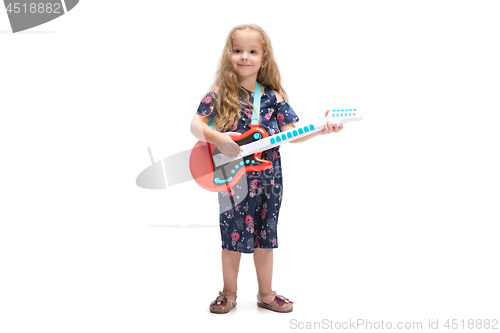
[241,52,249,60]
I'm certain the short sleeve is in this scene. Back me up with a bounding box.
[196,92,217,119]
[275,101,299,126]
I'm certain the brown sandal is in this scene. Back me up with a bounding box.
[209,291,237,314]
[257,291,293,313]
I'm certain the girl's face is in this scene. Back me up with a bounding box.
[231,31,263,81]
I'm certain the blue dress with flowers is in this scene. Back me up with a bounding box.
[196,86,299,253]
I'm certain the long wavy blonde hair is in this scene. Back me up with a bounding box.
[208,24,288,132]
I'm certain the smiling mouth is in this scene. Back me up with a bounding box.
[238,64,251,67]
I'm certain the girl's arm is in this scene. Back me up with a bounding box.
[190,114,222,143]
[280,113,343,144]
[273,90,342,143]
[190,114,242,158]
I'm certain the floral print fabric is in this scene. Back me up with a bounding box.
[196,86,299,253]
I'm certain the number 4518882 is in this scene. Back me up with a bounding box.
[444,319,498,330]
[6,3,62,14]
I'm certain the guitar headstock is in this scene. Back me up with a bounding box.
[326,109,363,125]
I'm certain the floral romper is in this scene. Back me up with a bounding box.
[196,86,299,253]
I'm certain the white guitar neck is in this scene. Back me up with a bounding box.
[213,109,362,167]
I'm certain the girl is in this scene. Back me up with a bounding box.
[190,24,343,314]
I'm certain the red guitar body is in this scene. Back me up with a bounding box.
[189,125,272,192]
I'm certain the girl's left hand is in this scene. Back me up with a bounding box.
[319,110,343,135]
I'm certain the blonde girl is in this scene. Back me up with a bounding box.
[190,24,342,314]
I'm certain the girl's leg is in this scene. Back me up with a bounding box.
[253,248,275,304]
[221,249,241,303]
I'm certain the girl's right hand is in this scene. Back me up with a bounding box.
[216,132,242,158]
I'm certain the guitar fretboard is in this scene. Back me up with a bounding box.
[212,109,362,167]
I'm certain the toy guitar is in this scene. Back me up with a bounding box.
[189,109,362,192]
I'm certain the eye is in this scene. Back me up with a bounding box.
[251,50,257,54]
[233,49,241,53]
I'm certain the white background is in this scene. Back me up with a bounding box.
[1,0,499,332]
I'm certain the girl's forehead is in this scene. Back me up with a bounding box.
[233,30,262,47]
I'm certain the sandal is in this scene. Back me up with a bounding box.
[257,291,293,313]
[209,291,237,314]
